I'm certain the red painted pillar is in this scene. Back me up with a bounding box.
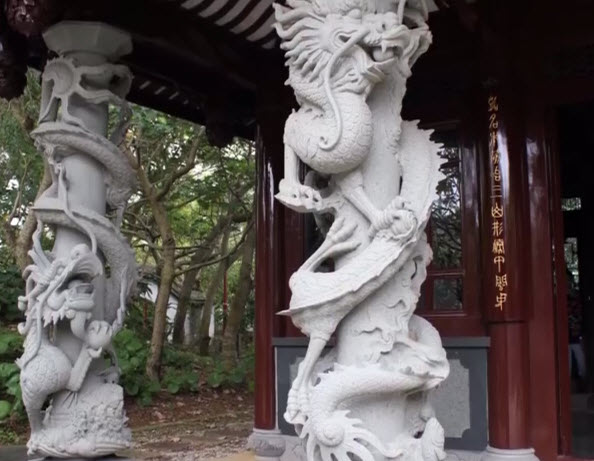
[253,78,302,432]
[253,107,285,431]
[479,2,537,459]
[480,85,531,451]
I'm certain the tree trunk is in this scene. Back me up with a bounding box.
[187,300,203,345]
[221,224,255,370]
[126,157,177,381]
[172,251,204,345]
[198,227,231,356]
[145,198,176,380]
[172,217,232,344]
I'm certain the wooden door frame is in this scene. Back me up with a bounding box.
[545,105,573,455]
[531,79,594,459]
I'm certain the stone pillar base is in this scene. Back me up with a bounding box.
[481,446,540,461]
[248,429,286,461]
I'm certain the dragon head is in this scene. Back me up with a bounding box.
[275,0,432,85]
[43,244,103,325]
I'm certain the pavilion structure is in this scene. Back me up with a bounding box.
[1,0,594,461]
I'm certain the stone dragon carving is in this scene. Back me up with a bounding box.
[274,1,450,461]
[16,25,136,458]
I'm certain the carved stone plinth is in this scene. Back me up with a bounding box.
[249,429,287,461]
[274,1,449,461]
[16,22,136,458]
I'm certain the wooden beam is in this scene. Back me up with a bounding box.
[63,0,273,90]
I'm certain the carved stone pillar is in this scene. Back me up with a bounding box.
[273,1,450,461]
[16,22,136,458]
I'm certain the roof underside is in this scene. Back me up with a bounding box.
[175,0,442,50]
[14,0,469,142]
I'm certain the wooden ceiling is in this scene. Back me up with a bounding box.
[0,0,475,143]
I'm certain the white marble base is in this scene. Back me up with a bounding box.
[480,446,540,461]
[252,432,487,461]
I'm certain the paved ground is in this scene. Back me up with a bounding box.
[126,390,254,460]
[0,446,255,461]
[0,389,255,461]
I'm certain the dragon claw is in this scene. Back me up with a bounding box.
[370,197,417,239]
[276,179,324,213]
[328,218,358,243]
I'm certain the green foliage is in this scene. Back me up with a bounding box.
[0,427,19,444]
[0,363,22,419]
[207,346,254,391]
[123,105,254,265]
[115,323,254,403]
[114,328,206,405]
[113,328,158,406]
[161,348,201,394]
[0,263,23,323]
[0,329,24,422]
[0,72,44,224]
[0,330,22,360]
[162,368,199,395]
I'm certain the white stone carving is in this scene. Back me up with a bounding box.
[274,1,450,461]
[280,435,484,461]
[16,22,136,458]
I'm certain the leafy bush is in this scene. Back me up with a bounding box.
[0,330,23,361]
[0,329,24,421]
[207,347,254,390]
[113,328,159,406]
[162,368,199,394]
[0,427,20,444]
[159,347,199,395]
[0,362,22,420]
[114,328,204,404]
[0,264,24,324]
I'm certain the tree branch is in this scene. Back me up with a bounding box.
[155,128,205,201]
[174,219,254,278]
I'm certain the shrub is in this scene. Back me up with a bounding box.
[0,264,24,324]
[0,329,24,421]
[113,328,159,406]
[206,346,254,390]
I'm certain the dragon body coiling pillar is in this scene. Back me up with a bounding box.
[274,1,450,461]
[16,22,136,458]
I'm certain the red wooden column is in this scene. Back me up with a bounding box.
[254,97,287,431]
[480,86,532,452]
[478,1,537,460]
[253,74,302,437]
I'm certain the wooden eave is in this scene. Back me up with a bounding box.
[21,0,287,141]
[13,0,480,141]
